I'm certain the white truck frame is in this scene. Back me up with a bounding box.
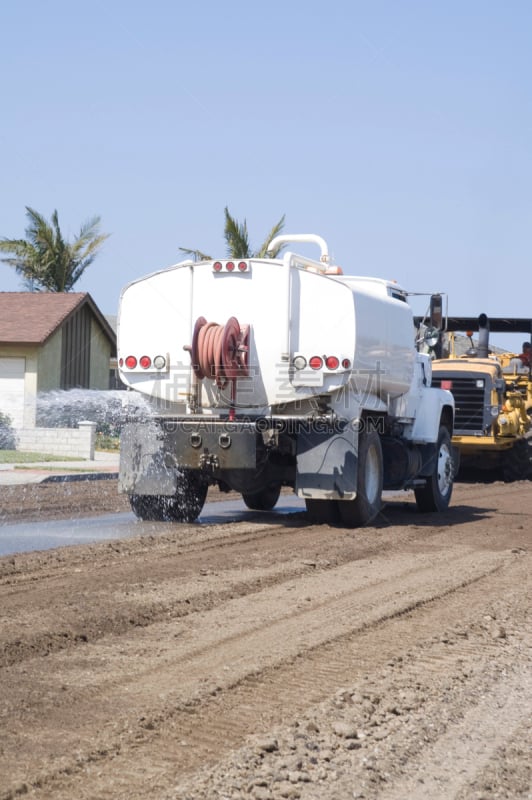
[117,235,455,526]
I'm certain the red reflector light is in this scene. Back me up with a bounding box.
[119,358,124,367]
[325,355,339,369]
[125,355,137,369]
[226,261,235,271]
[342,358,351,369]
[238,261,247,271]
[213,261,222,272]
[309,356,323,370]
[441,379,453,390]
[139,355,151,369]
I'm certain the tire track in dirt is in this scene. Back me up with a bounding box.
[0,516,307,583]
[0,559,324,668]
[0,501,486,668]
[454,720,532,800]
[0,518,331,667]
[171,557,531,800]
[0,545,522,800]
[373,669,531,800]
[1,475,508,585]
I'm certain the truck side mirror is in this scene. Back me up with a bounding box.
[424,326,440,349]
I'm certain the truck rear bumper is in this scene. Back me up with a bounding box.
[119,419,259,495]
[119,415,360,500]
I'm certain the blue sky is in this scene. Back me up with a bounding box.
[1,0,531,350]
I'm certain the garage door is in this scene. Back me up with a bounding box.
[0,357,25,429]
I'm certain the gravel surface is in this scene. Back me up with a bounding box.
[0,478,530,800]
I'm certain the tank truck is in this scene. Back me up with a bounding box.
[117,234,455,526]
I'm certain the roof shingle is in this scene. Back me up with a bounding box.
[0,292,104,345]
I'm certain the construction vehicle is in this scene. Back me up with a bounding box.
[117,234,455,526]
[418,310,532,481]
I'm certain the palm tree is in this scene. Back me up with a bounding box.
[179,206,286,261]
[0,207,110,292]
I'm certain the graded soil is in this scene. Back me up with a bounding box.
[0,478,530,800]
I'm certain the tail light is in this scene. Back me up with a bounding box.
[121,354,167,371]
[309,355,347,371]
[212,260,250,272]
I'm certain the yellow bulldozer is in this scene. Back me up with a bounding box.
[416,302,532,481]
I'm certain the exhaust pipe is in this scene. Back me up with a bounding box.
[477,313,490,358]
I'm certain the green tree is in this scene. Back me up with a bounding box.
[0,207,110,292]
[179,206,286,261]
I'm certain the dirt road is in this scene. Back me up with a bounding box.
[0,480,530,800]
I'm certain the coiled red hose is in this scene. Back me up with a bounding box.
[191,316,249,389]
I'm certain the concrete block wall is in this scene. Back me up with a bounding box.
[15,421,97,460]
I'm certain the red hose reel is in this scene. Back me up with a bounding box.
[190,315,249,391]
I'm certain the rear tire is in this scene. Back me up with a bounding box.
[414,425,454,512]
[242,483,281,511]
[130,470,207,522]
[337,430,383,528]
[501,438,531,482]
[129,494,164,521]
[305,498,340,525]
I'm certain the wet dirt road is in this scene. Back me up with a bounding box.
[0,497,305,556]
[0,480,530,800]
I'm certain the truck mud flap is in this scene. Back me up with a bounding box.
[119,422,178,496]
[296,428,357,500]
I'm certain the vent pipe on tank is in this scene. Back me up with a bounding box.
[267,234,330,264]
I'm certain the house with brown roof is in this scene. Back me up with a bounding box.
[0,292,116,428]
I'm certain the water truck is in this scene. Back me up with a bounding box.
[117,234,455,526]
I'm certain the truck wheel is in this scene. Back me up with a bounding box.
[305,499,340,524]
[501,439,531,482]
[414,425,454,512]
[337,430,383,528]
[130,471,208,523]
[242,483,281,511]
[130,494,168,522]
